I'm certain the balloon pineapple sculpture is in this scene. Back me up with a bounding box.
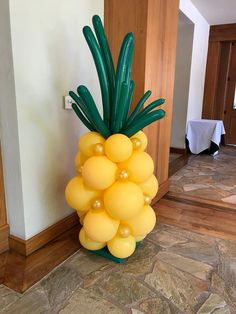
[65,15,165,260]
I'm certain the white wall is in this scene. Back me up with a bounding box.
[0,0,25,238]
[180,0,210,122]
[5,0,104,239]
[171,16,194,149]
[171,0,209,148]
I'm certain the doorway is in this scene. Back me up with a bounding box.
[169,11,194,176]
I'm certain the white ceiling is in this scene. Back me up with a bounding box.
[191,0,236,25]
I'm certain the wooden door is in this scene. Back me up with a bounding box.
[224,42,236,144]
[105,0,179,200]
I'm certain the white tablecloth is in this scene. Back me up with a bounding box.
[186,119,226,154]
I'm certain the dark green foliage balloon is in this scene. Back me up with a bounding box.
[69,15,166,138]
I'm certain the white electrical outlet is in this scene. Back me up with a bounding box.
[64,95,73,109]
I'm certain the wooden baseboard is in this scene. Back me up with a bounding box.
[0,224,9,254]
[170,147,187,155]
[152,180,169,205]
[9,212,79,256]
[1,225,82,293]
[154,197,236,241]
[166,192,236,213]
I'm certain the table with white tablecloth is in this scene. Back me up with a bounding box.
[186,119,226,155]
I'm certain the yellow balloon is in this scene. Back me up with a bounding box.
[126,205,156,237]
[83,209,119,242]
[107,234,136,258]
[79,215,85,226]
[76,209,85,217]
[104,181,143,220]
[82,156,117,190]
[105,134,133,162]
[135,235,146,242]
[118,224,131,238]
[79,228,106,250]
[139,174,159,198]
[119,151,154,183]
[79,132,105,157]
[75,152,87,172]
[65,176,100,211]
[131,131,147,151]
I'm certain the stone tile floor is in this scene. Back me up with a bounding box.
[1,223,236,313]
[169,146,236,206]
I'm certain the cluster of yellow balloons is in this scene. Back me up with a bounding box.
[65,131,158,258]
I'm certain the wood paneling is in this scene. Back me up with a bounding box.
[144,0,179,187]
[0,224,9,254]
[154,197,236,241]
[210,23,236,42]
[202,24,236,120]
[0,147,8,253]
[224,42,236,144]
[215,42,231,120]
[104,0,148,108]
[202,42,221,119]
[9,212,79,256]
[105,0,179,197]
[1,225,81,293]
[152,180,169,205]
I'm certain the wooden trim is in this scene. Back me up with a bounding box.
[1,225,81,293]
[210,23,236,42]
[9,212,79,256]
[0,224,9,253]
[166,191,236,214]
[154,197,236,241]
[152,179,169,205]
[170,147,186,155]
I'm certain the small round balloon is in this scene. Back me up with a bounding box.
[75,151,87,172]
[126,205,156,237]
[105,134,133,162]
[104,181,144,220]
[131,131,148,151]
[65,176,100,212]
[139,174,158,199]
[107,234,136,258]
[83,209,119,242]
[79,228,106,250]
[79,132,105,157]
[119,151,154,183]
[82,156,117,190]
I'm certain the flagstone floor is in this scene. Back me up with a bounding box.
[1,223,236,314]
[169,146,236,206]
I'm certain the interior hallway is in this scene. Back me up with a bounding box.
[0,223,235,314]
[169,146,236,207]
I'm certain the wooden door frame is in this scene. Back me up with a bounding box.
[202,23,236,121]
[0,146,9,253]
[224,42,236,144]
[104,0,179,201]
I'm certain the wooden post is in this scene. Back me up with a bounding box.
[105,0,179,200]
